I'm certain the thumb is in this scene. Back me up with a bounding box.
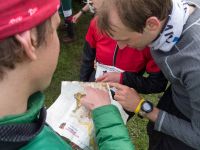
[96,75,106,82]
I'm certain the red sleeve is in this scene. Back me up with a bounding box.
[144,47,161,73]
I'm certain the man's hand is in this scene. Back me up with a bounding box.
[72,12,82,23]
[80,87,111,110]
[109,82,141,112]
[110,83,160,122]
[96,72,121,83]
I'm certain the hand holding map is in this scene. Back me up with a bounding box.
[80,86,111,110]
[46,81,128,150]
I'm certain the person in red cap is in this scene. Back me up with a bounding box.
[0,0,134,149]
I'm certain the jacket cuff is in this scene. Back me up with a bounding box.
[92,105,124,128]
[154,110,167,132]
[120,73,123,84]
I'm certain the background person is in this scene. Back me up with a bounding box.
[60,0,75,43]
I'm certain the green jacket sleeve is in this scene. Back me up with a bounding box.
[92,105,135,150]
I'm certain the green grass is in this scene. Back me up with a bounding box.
[44,2,162,150]
[44,3,93,106]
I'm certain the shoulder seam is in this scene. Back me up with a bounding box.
[183,18,200,34]
[165,56,182,82]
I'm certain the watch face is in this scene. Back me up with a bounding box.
[141,101,153,113]
[143,102,151,111]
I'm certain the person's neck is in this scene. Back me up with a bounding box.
[189,5,196,15]
[151,18,168,43]
[0,69,34,117]
[153,5,196,43]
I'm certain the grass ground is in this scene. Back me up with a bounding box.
[44,2,162,149]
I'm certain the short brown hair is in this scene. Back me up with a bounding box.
[97,0,172,33]
[0,18,52,80]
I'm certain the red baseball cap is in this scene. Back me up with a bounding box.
[0,0,60,40]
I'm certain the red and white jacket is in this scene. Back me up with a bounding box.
[80,17,167,94]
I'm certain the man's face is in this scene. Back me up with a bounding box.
[34,12,61,90]
[108,8,158,50]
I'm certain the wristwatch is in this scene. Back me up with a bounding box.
[139,100,153,118]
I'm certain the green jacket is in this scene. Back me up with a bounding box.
[93,105,135,150]
[21,125,72,150]
[0,92,134,150]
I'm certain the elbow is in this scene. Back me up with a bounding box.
[147,80,168,93]
[157,81,168,92]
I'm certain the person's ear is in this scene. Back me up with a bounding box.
[15,29,38,61]
[143,17,161,32]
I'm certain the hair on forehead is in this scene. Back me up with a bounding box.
[97,0,172,33]
[96,0,116,35]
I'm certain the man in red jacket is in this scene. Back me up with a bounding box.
[80,16,167,118]
[81,17,167,94]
